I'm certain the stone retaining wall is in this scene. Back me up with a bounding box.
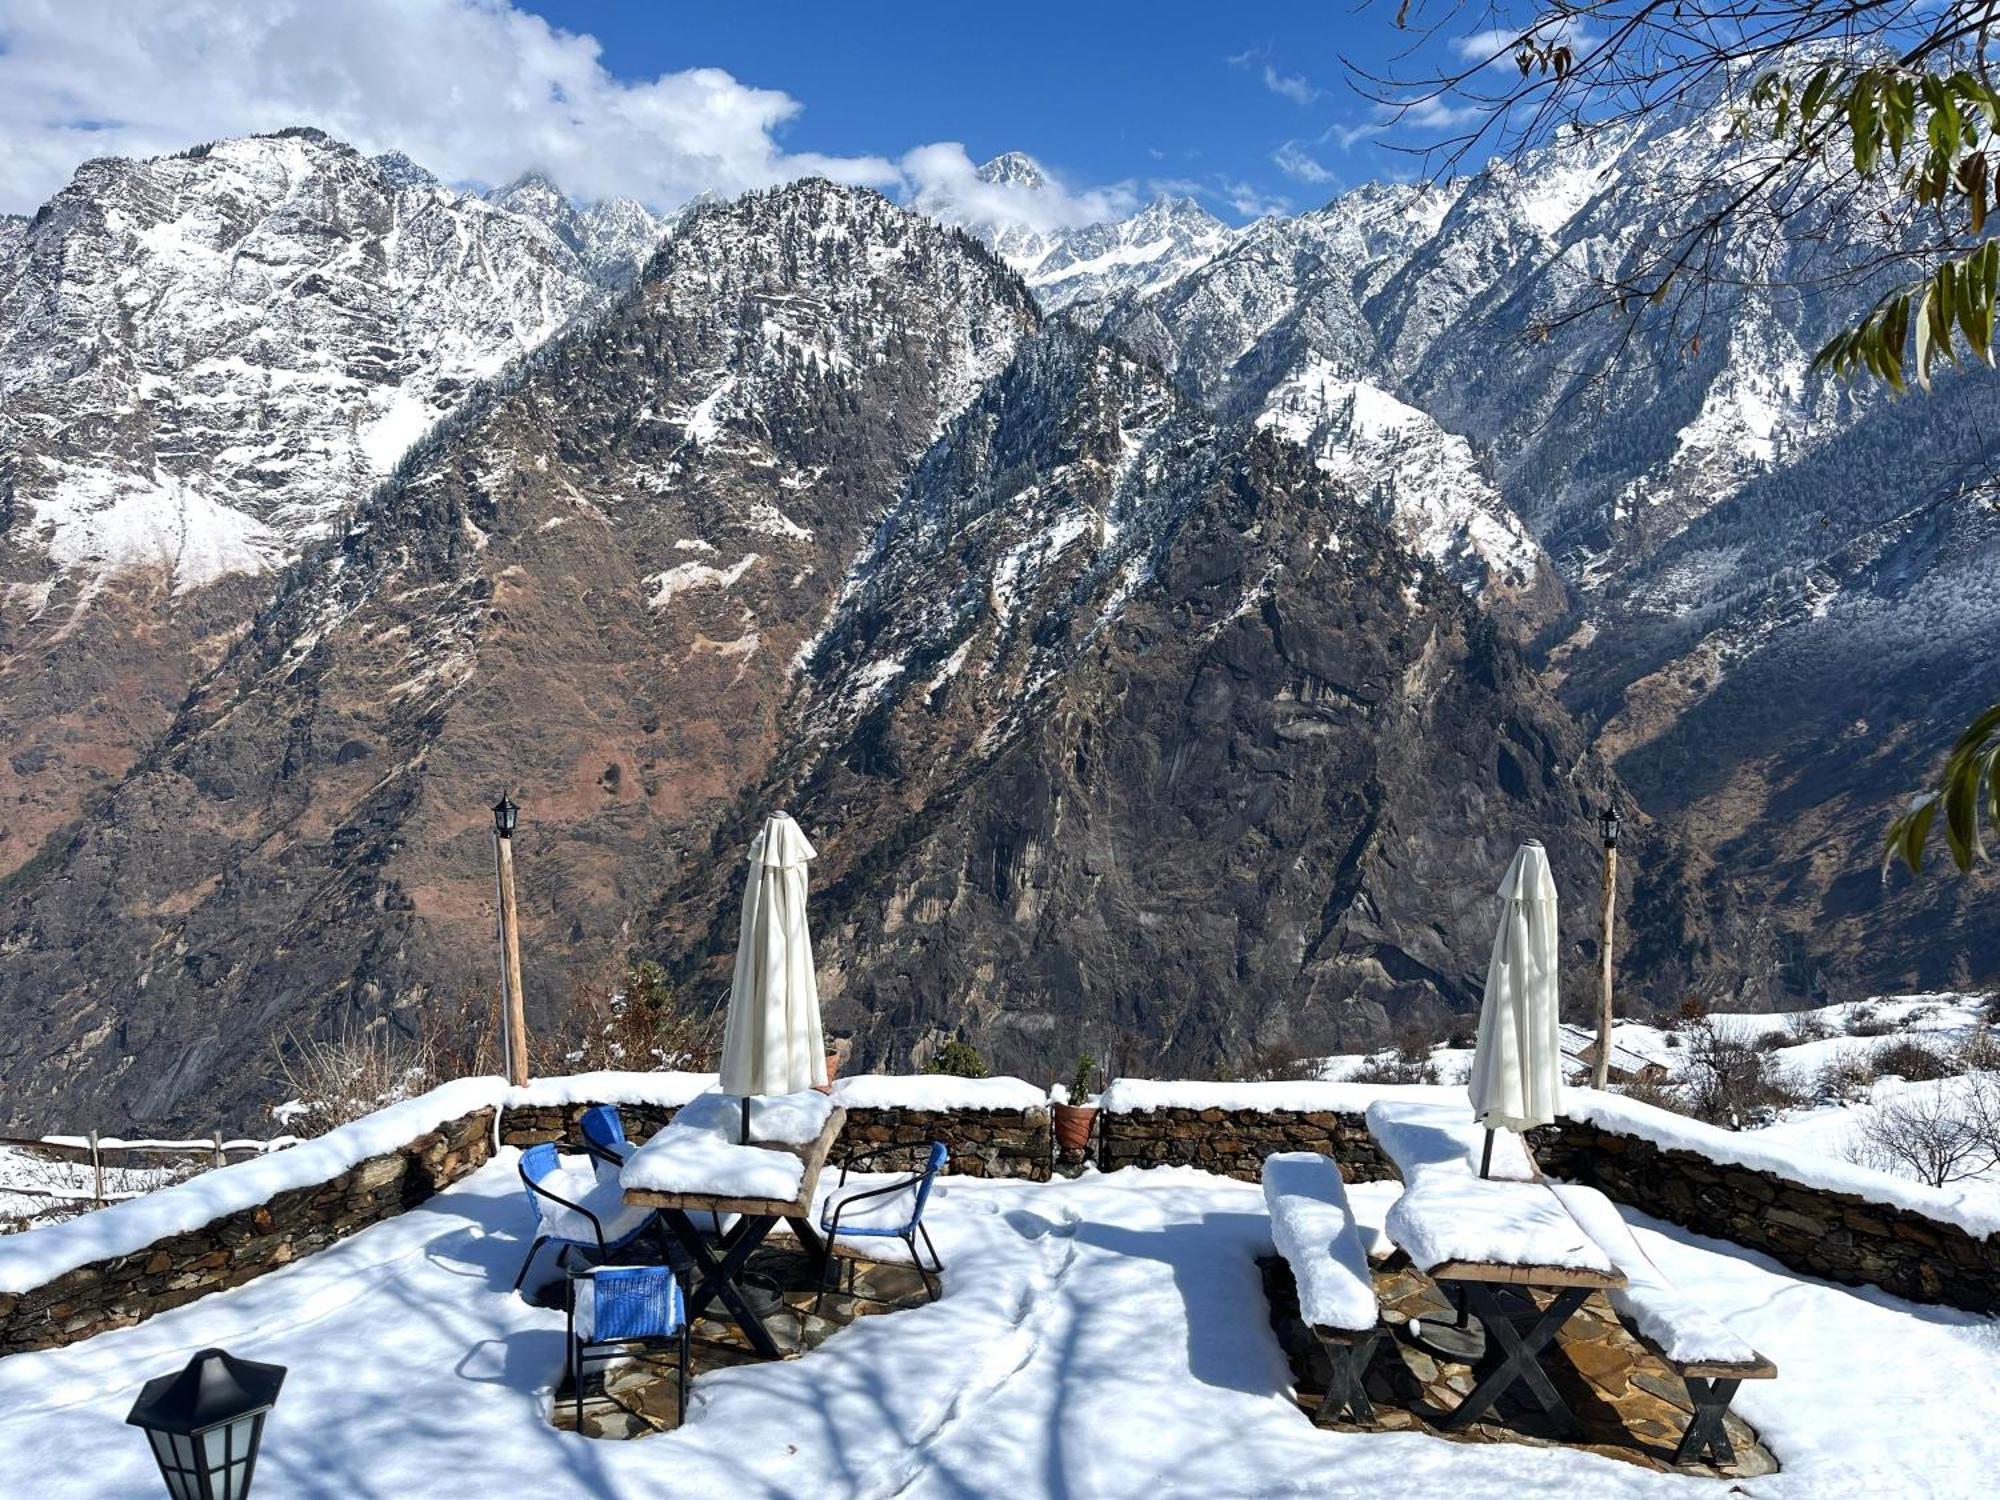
[498,1100,682,1150]
[0,1108,494,1357]
[1531,1116,2000,1315]
[840,1106,1051,1181]
[1099,1107,1394,1182]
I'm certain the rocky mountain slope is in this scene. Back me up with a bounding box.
[0,129,663,883]
[4,103,1991,1126]
[957,153,1235,311]
[1077,103,1999,1010]
[0,179,1039,1128]
[647,323,1691,1074]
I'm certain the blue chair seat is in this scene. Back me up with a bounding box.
[814,1141,948,1312]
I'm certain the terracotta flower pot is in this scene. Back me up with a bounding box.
[1053,1101,1098,1154]
[814,1051,842,1095]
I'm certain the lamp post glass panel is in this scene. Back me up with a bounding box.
[126,1348,285,1500]
[1594,801,1622,1090]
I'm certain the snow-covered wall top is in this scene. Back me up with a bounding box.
[1563,1089,2000,1241]
[832,1074,1048,1112]
[503,1070,717,1110]
[1099,1078,1464,1115]
[0,1077,501,1296]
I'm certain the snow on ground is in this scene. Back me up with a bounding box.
[0,1157,1991,1498]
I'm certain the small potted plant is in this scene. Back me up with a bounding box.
[1053,1053,1100,1154]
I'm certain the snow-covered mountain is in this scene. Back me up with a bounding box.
[0,129,662,603]
[0,129,669,888]
[954,153,1235,311]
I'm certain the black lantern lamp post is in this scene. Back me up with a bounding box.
[492,792,520,838]
[126,1347,286,1500]
[1593,798,1623,1089]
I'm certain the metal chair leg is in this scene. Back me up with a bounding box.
[677,1323,690,1426]
[514,1235,548,1293]
[916,1224,944,1302]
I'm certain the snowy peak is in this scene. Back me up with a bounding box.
[976,151,1050,191]
[484,170,666,287]
[1253,357,1552,605]
[1025,194,1234,311]
[0,129,655,608]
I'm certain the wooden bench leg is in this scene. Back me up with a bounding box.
[1313,1328,1383,1427]
[1673,1376,1742,1466]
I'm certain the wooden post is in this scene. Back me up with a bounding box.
[89,1129,104,1208]
[1594,839,1618,1091]
[495,829,530,1087]
[212,1130,226,1170]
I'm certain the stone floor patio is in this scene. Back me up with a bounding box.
[1262,1254,1778,1479]
[549,1241,936,1440]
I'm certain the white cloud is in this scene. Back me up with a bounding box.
[0,0,900,214]
[1262,65,1321,106]
[902,144,1138,237]
[1220,179,1291,219]
[1271,141,1336,186]
[1396,96,1490,132]
[1227,46,1320,106]
[1452,16,1601,66]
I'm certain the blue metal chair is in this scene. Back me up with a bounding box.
[514,1142,664,1294]
[565,1263,690,1432]
[814,1140,948,1316]
[577,1105,629,1167]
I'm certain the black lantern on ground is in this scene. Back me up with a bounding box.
[1599,799,1622,850]
[492,792,520,839]
[126,1347,286,1500]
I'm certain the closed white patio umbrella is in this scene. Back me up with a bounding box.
[719,812,828,1141]
[1467,838,1563,1177]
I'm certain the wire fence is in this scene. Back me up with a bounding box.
[0,1131,299,1220]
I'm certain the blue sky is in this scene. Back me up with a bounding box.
[0,0,1497,220]
[526,0,1439,220]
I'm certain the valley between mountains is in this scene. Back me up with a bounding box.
[1,119,1993,1129]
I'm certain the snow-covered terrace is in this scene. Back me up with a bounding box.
[0,1081,1995,1498]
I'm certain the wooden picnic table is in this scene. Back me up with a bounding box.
[1363,1099,1626,1434]
[623,1101,847,1358]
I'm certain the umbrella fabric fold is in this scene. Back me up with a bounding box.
[719,813,828,1109]
[1467,839,1563,1137]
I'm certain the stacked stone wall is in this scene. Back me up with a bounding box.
[1099,1106,1393,1182]
[1531,1116,2000,1314]
[0,1108,494,1356]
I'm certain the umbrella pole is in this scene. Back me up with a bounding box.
[741,1095,752,1144]
[1479,1127,1495,1180]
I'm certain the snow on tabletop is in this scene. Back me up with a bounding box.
[1564,1087,2000,1240]
[618,1088,828,1203]
[1100,1077,1464,1114]
[503,1069,717,1110]
[0,1076,503,1295]
[1366,1100,1617,1278]
[1261,1152,1378,1332]
[1549,1184,1762,1368]
[831,1073,1048,1111]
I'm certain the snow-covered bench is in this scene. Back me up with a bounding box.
[1262,1152,1385,1424]
[1552,1184,1776,1466]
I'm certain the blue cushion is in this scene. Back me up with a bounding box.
[577,1265,685,1342]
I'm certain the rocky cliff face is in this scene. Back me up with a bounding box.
[0,130,664,884]
[1087,101,1999,1010]
[0,179,1039,1129]
[645,325,1699,1077]
[4,106,1987,1126]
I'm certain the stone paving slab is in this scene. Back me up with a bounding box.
[549,1242,935,1439]
[1262,1254,1777,1478]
